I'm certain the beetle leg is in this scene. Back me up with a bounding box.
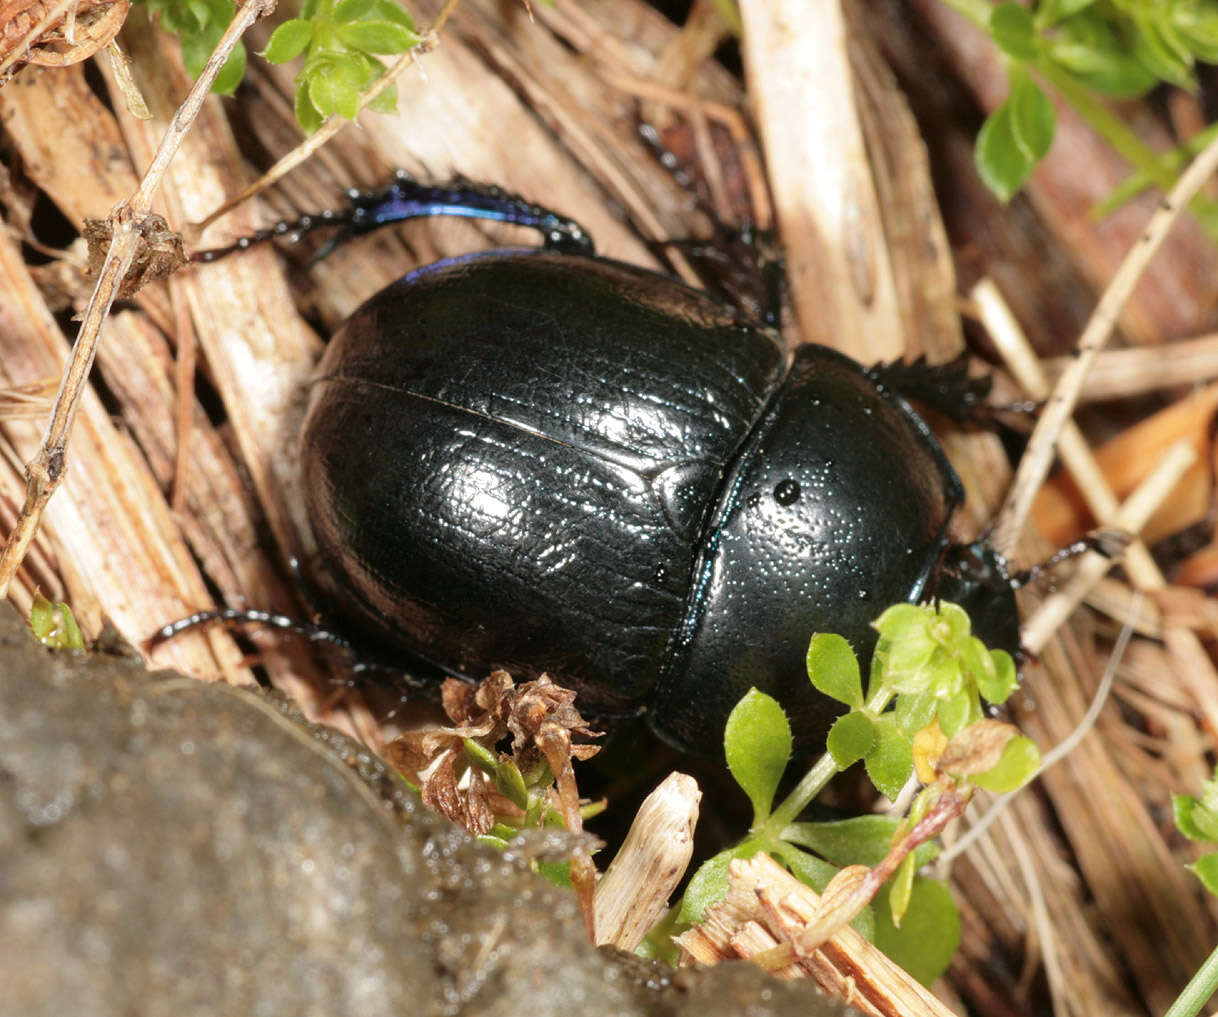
[191,171,596,264]
[864,353,995,424]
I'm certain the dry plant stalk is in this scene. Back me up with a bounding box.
[0,0,274,599]
[976,278,1218,740]
[993,125,1218,555]
[1038,333,1218,401]
[0,0,129,83]
[1032,384,1218,547]
[593,771,700,951]
[1022,441,1195,648]
[738,0,904,362]
[677,853,959,1017]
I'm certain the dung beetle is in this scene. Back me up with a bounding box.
[194,176,1020,756]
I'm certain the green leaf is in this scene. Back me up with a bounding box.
[978,648,1017,704]
[335,20,419,54]
[463,738,498,774]
[29,595,53,644]
[888,852,917,925]
[874,877,961,986]
[1009,76,1056,162]
[807,632,863,707]
[1174,793,1218,843]
[372,0,416,28]
[495,759,529,811]
[367,83,399,114]
[29,593,84,650]
[990,2,1039,61]
[334,0,376,20]
[536,859,573,888]
[975,102,1036,203]
[872,602,974,697]
[1036,0,1097,27]
[894,689,937,738]
[864,715,913,800]
[1189,853,1218,897]
[827,711,875,769]
[782,815,937,869]
[477,832,512,850]
[681,846,756,925]
[308,55,365,119]
[724,689,792,825]
[959,634,993,687]
[971,735,1041,792]
[876,634,937,693]
[178,18,219,77]
[872,603,928,642]
[1176,2,1218,62]
[295,84,325,134]
[1048,11,1157,97]
[263,19,315,63]
[772,842,838,893]
[936,689,977,738]
[1127,11,1194,89]
[211,43,246,96]
[936,601,972,640]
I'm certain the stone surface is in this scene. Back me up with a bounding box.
[0,604,854,1017]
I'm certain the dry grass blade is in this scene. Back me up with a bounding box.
[0,378,55,420]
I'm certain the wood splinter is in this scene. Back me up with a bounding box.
[677,853,960,1017]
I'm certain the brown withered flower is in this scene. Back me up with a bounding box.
[387,671,601,837]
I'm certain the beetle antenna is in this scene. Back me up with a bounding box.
[1010,529,1130,588]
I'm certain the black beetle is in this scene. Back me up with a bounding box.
[234,176,1022,757]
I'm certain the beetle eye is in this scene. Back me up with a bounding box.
[773,479,800,505]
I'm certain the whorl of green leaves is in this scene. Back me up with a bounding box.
[135,0,419,128]
[952,0,1218,207]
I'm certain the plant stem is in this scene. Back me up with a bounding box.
[1163,940,1218,1017]
[765,752,839,834]
[765,689,897,834]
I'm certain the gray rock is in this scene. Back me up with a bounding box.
[0,604,853,1017]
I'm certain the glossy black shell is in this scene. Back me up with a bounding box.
[302,249,964,754]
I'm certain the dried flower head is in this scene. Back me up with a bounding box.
[387,671,601,837]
